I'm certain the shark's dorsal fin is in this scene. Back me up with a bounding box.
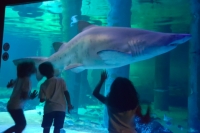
[53,42,64,52]
[78,21,95,32]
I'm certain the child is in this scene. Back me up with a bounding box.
[93,71,150,133]
[38,62,73,133]
[3,62,38,133]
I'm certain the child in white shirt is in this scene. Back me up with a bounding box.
[38,62,73,133]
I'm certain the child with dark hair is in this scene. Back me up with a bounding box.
[93,71,151,133]
[3,62,38,133]
[38,61,73,133]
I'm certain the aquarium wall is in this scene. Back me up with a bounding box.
[0,0,199,133]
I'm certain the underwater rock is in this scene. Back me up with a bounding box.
[134,116,172,133]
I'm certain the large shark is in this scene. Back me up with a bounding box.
[13,21,191,81]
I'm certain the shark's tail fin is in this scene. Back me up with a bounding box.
[13,57,48,81]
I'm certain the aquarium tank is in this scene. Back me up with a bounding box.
[0,0,200,133]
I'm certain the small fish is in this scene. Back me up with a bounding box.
[70,15,78,27]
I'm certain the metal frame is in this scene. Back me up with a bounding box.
[0,0,52,68]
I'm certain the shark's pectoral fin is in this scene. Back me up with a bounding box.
[53,42,64,52]
[65,63,85,73]
[97,50,133,65]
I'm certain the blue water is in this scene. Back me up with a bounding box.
[0,0,195,133]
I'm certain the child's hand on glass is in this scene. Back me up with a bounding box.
[100,70,107,82]
[30,90,38,99]
[7,79,15,88]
